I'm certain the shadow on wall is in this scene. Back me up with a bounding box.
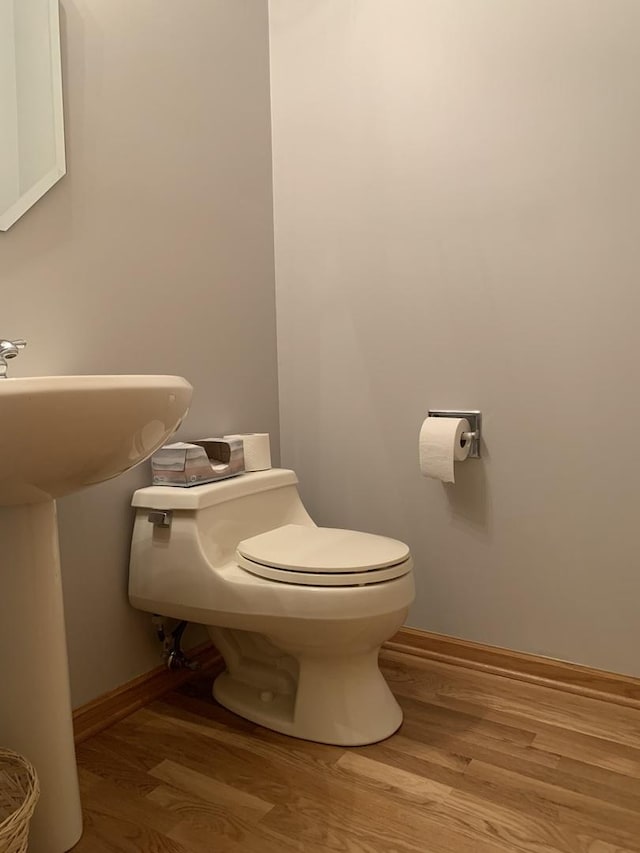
[442,442,491,533]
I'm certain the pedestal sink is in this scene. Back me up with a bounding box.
[0,375,192,852]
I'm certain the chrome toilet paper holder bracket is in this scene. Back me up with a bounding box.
[427,410,482,458]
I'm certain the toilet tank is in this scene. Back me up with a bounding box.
[130,468,314,579]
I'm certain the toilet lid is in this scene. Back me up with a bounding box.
[236,524,413,587]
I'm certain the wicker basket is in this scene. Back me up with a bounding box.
[0,750,39,853]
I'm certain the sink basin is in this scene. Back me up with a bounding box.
[0,375,192,852]
[0,374,192,505]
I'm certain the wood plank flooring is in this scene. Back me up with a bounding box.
[72,651,640,852]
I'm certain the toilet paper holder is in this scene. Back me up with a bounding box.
[427,410,482,458]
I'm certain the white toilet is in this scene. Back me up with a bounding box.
[129,469,415,746]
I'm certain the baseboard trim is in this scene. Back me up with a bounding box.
[383,627,640,710]
[74,630,640,744]
[73,642,222,744]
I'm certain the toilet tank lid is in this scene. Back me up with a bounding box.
[131,468,298,510]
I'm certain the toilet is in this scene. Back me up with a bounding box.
[129,468,415,746]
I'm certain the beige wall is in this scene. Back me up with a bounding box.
[270,0,640,675]
[2,0,278,706]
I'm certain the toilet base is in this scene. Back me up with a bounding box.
[210,627,403,746]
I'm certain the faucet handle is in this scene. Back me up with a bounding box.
[0,338,27,350]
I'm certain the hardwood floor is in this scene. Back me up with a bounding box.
[72,651,640,852]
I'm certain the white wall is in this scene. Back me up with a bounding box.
[2,0,278,706]
[270,0,640,675]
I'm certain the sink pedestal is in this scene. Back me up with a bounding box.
[0,501,83,852]
[0,373,193,849]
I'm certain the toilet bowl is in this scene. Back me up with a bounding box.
[129,469,415,745]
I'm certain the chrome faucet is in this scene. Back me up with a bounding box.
[0,339,26,378]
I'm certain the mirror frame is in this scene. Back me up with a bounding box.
[0,0,66,231]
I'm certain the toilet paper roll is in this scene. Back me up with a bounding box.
[419,417,471,484]
[223,433,272,471]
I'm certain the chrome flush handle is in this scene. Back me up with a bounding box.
[0,338,27,378]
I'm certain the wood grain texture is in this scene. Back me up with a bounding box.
[72,650,640,852]
[72,643,222,745]
[385,627,640,709]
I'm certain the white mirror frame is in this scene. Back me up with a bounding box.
[0,0,66,231]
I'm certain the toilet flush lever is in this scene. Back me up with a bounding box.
[148,511,172,528]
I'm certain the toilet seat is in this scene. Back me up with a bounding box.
[236,524,413,587]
